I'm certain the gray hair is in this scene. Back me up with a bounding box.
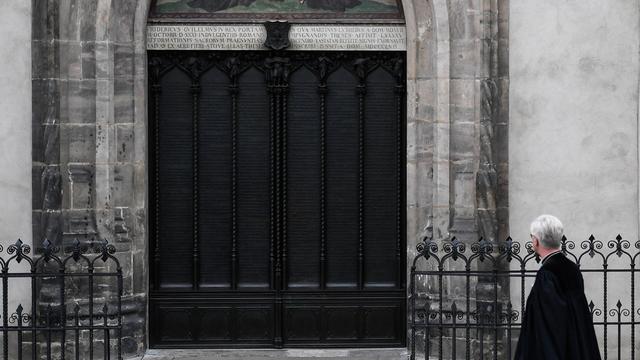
[529,214,563,249]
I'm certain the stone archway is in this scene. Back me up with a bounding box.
[31,0,508,356]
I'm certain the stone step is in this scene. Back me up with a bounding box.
[137,348,409,360]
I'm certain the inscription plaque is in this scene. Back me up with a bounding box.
[147,25,406,51]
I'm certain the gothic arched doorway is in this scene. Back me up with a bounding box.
[146,2,407,348]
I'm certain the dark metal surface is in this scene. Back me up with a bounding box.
[264,22,292,51]
[148,50,407,348]
[410,231,640,360]
[0,238,122,360]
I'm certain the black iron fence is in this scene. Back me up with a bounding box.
[410,233,640,360]
[0,238,122,360]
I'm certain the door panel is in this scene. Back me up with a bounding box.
[199,67,232,289]
[325,66,360,289]
[364,67,400,288]
[157,67,194,290]
[149,51,406,348]
[236,67,271,289]
[287,67,322,289]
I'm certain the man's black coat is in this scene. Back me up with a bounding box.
[515,252,601,360]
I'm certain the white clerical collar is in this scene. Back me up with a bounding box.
[541,250,563,264]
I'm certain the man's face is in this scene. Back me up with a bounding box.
[530,234,540,255]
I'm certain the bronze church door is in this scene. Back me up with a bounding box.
[148,50,406,348]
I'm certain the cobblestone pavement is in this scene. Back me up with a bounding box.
[135,348,408,360]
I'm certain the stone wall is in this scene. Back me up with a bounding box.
[31,0,148,355]
[406,0,509,261]
[510,0,640,356]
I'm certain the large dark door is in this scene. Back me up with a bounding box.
[148,50,406,348]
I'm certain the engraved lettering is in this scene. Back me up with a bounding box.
[147,25,406,51]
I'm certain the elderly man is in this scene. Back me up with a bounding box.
[515,215,601,360]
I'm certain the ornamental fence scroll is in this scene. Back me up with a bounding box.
[0,238,122,360]
[410,233,640,360]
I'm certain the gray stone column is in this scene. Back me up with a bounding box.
[31,0,149,356]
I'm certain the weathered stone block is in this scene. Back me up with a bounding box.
[79,0,98,41]
[415,120,433,161]
[416,40,436,79]
[483,39,498,78]
[39,125,61,165]
[95,124,116,166]
[498,0,508,33]
[43,124,61,164]
[32,165,45,211]
[412,0,434,36]
[32,79,60,125]
[131,249,146,295]
[81,42,96,80]
[133,164,147,209]
[497,39,509,78]
[32,79,47,124]
[31,40,53,80]
[58,0,80,41]
[66,164,95,209]
[416,161,433,208]
[41,210,63,246]
[114,251,133,291]
[31,0,50,41]
[452,205,476,223]
[448,0,470,40]
[32,210,43,247]
[63,80,97,124]
[63,209,98,241]
[115,44,135,79]
[110,0,137,43]
[452,158,475,173]
[407,122,417,162]
[95,42,112,80]
[120,297,146,353]
[61,124,96,163]
[113,207,134,245]
[94,164,112,208]
[406,79,417,118]
[493,124,508,161]
[450,105,475,126]
[415,79,435,120]
[116,124,135,163]
[495,79,509,125]
[96,208,115,244]
[453,171,476,209]
[434,122,450,162]
[59,41,82,80]
[450,39,479,79]
[113,164,135,207]
[496,207,509,241]
[115,77,135,123]
[476,209,497,241]
[132,207,146,247]
[40,165,63,210]
[451,122,476,160]
[450,79,476,109]
[448,223,477,242]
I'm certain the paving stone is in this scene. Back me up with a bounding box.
[138,349,408,360]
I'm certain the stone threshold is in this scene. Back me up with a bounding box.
[132,348,409,360]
